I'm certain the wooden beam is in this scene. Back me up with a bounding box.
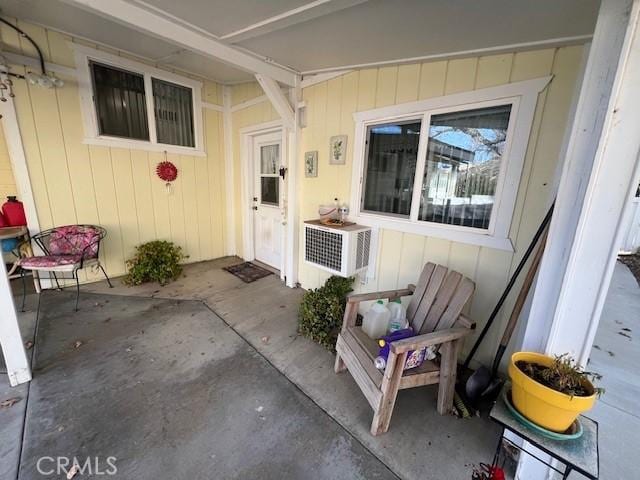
[346,288,414,304]
[220,0,368,43]
[0,262,31,386]
[222,86,236,256]
[64,0,298,86]
[255,74,295,129]
[0,73,40,236]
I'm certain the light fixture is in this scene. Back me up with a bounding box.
[25,71,64,89]
[0,17,65,92]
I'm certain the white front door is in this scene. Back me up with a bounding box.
[252,131,283,269]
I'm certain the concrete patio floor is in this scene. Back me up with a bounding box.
[1,257,500,480]
[3,291,396,479]
[586,261,640,480]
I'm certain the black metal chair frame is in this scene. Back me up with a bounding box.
[20,224,113,316]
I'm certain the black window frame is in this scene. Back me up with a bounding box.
[88,60,198,150]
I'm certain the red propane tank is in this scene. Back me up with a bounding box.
[2,196,27,226]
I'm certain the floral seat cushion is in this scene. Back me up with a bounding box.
[18,254,83,269]
[49,226,100,258]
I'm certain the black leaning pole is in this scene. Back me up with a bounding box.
[462,202,555,370]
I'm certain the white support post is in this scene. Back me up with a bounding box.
[0,261,31,386]
[0,73,40,235]
[222,85,236,256]
[254,74,295,129]
[544,0,640,363]
[522,0,637,356]
[284,86,302,287]
[517,1,640,478]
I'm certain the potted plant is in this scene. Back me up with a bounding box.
[508,352,603,432]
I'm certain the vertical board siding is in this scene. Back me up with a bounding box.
[297,47,585,366]
[2,19,227,280]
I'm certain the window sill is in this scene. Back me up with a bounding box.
[82,137,206,157]
[351,213,514,251]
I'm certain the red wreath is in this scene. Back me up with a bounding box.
[156,161,178,182]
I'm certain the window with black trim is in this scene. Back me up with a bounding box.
[88,60,198,149]
[91,62,149,141]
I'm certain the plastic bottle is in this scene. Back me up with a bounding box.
[388,298,408,332]
[362,300,391,340]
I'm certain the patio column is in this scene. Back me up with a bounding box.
[0,260,31,386]
[517,0,640,477]
[523,0,640,361]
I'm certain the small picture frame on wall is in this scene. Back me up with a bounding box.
[304,151,318,177]
[329,135,347,165]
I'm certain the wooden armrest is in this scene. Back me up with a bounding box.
[390,327,472,354]
[347,287,413,304]
[455,314,476,330]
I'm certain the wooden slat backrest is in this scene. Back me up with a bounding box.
[406,263,435,321]
[420,270,463,333]
[430,277,475,333]
[407,263,476,335]
[409,264,447,332]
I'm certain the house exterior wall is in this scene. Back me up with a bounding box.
[297,46,585,366]
[5,14,586,367]
[0,19,228,281]
[226,47,584,366]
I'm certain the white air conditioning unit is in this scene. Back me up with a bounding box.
[304,220,372,277]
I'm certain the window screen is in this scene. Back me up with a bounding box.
[418,105,512,229]
[90,62,149,140]
[152,78,195,147]
[362,121,421,217]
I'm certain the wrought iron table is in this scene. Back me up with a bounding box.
[489,386,599,479]
[1,225,39,291]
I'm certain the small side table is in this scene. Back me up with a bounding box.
[0,225,38,291]
[489,386,599,479]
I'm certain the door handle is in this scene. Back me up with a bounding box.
[253,197,258,202]
[252,206,258,210]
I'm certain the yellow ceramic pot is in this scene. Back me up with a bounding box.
[508,352,597,432]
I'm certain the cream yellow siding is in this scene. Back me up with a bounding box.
[0,19,227,280]
[297,46,585,366]
[3,14,585,366]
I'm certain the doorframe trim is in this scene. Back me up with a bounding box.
[239,120,290,281]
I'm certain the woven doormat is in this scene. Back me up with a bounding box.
[223,262,273,283]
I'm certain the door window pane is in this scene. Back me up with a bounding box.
[152,78,195,147]
[261,178,278,206]
[90,62,149,140]
[418,105,511,229]
[261,144,279,174]
[362,121,421,217]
